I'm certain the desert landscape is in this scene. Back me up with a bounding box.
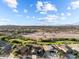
[0,26,79,59]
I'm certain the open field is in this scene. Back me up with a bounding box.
[22,32,79,40]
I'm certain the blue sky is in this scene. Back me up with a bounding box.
[0,0,79,25]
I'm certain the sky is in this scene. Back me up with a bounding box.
[0,0,79,26]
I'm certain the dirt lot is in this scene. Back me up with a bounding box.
[22,32,79,40]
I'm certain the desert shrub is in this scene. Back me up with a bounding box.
[52,38,68,41]
[53,38,79,41]
[0,36,10,42]
[69,38,78,41]
[10,39,23,45]
[41,39,52,42]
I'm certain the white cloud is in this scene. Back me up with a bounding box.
[13,9,18,12]
[30,4,33,7]
[60,12,71,20]
[0,18,10,22]
[67,13,71,16]
[0,18,10,25]
[0,22,8,25]
[4,0,18,12]
[32,16,35,19]
[4,0,18,8]
[0,21,18,25]
[61,12,71,16]
[0,18,18,25]
[17,14,23,17]
[38,15,58,22]
[71,0,79,9]
[38,13,71,22]
[24,9,28,13]
[67,6,71,10]
[26,16,30,19]
[39,11,47,14]
[36,1,57,14]
[61,13,65,16]
[36,1,43,11]
[46,15,58,22]
[60,16,66,20]
[44,2,57,11]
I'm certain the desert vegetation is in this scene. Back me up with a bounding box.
[0,25,79,59]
